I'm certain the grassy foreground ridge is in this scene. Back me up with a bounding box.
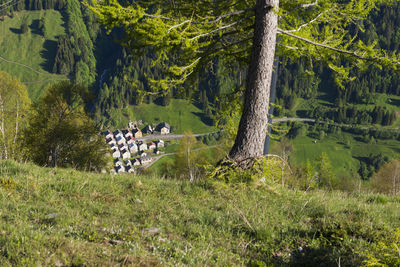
[0,160,399,266]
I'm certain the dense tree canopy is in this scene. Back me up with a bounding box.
[89,0,400,164]
[22,82,110,170]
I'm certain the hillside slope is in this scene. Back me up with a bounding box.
[0,160,399,266]
[0,10,67,99]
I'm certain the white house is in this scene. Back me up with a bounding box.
[126,136,135,144]
[140,155,152,165]
[124,130,133,139]
[119,143,129,151]
[121,150,131,160]
[114,130,123,138]
[107,138,116,146]
[140,151,147,157]
[129,143,138,154]
[156,140,164,148]
[132,128,143,138]
[112,149,121,159]
[147,142,156,150]
[116,136,126,145]
[105,132,114,140]
[157,122,170,135]
[126,165,135,173]
[109,144,118,151]
[114,158,123,167]
[132,159,141,166]
[138,142,148,151]
[116,165,125,173]
[125,160,132,166]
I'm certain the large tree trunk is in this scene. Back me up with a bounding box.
[229,0,279,163]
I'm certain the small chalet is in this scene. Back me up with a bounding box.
[121,149,131,160]
[126,136,135,144]
[125,160,132,166]
[140,151,147,157]
[157,122,170,135]
[112,149,121,159]
[116,136,126,145]
[118,143,127,149]
[128,122,136,129]
[140,155,152,165]
[132,128,143,138]
[114,130,123,138]
[138,142,148,151]
[122,129,130,136]
[104,131,114,140]
[116,165,125,173]
[106,137,116,145]
[143,125,154,134]
[156,140,164,148]
[132,159,141,166]
[114,158,123,167]
[126,165,135,173]
[125,130,133,139]
[129,143,138,154]
[148,142,156,150]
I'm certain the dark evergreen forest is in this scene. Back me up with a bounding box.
[1,0,399,127]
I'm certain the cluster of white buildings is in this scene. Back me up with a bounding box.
[103,122,169,174]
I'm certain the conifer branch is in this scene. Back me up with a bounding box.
[189,16,253,41]
[284,10,328,33]
[277,28,400,66]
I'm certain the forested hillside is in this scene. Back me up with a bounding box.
[1,0,399,126]
[1,0,400,180]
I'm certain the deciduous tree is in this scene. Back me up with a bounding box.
[0,71,31,160]
[22,82,110,171]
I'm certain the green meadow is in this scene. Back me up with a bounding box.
[0,10,67,100]
[271,131,400,177]
[107,99,216,134]
[0,160,399,266]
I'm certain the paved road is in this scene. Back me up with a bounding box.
[271,117,316,123]
[137,131,221,141]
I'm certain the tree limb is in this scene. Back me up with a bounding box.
[277,28,400,65]
[284,10,328,33]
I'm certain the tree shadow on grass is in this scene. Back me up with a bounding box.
[192,112,213,126]
[40,39,58,73]
[9,27,22,34]
[29,19,41,35]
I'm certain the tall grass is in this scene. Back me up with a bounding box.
[0,160,399,265]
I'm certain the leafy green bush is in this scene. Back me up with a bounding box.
[362,228,400,266]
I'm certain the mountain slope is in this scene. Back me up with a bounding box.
[0,9,67,99]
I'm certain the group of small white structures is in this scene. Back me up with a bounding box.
[103,122,168,174]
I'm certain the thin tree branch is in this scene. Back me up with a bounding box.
[189,16,253,41]
[120,6,254,25]
[277,28,400,65]
[284,10,328,33]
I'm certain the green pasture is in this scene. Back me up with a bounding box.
[0,10,67,100]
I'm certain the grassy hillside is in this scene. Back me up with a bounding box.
[0,160,399,266]
[107,99,216,133]
[0,10,67,100]
[270,131,400,177]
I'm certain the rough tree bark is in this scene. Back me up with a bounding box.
[229,0,279,164]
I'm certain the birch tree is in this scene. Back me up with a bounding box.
[0,71,31,160]
[88,0,400,167]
